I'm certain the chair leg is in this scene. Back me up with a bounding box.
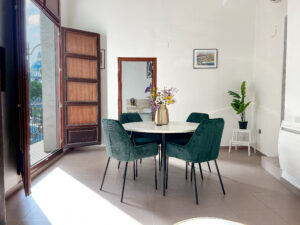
[191,163,193,182]
[136,160,138,177]
[100,157,111,190]
[192,163,199,205]
[121,162,128,203]
[118,161,121,169]
[185,161,188,180]
[207,161,211,173]
[214,160,226,195]
[158,147,161,171]
[133,161,136,180]
[140,158,142,164]
[198,163,203,180]
[154,156,157,190]
[166,157,169,189]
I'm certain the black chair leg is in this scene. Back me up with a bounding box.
[136,160,138,177]
[198,163,203,180]
[192,163,199,205]
[118,161,121,169]
[185,161,188,180]
[133,161,136,180]
[100,157,111,190]
[158,147,161,171]
[121,162,128,203]
[207,161,211,173]
[214,160,226,195]
[191,163,193,182]
[154,156,157,190]
[166,157,169,189]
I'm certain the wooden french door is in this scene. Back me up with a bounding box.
[61,28,101,147]
[16,0,101,195]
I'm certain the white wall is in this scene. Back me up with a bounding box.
[252,0,287,156]
[61,0,257,146]
[285,0,300,123]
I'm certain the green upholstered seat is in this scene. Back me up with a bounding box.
[166,118,225,204]
[166,118,224,162]
[120,113,161,145]
[167,113,209,145]
[100,119,159,203]
[102,119,158,161]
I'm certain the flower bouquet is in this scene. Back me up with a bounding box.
[145,84,178,125]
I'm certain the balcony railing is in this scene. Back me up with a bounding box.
[29,103,43,145]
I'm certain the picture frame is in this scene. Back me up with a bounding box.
[193,49,218,69]
[100,49,105,69]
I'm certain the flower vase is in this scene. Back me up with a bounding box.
[155,105,169,126]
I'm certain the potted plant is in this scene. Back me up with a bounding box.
[228,81,251,129]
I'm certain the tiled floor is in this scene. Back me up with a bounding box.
[5,146,300,225]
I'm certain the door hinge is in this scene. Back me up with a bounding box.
[14,4,18,10]
[17,104,22,108]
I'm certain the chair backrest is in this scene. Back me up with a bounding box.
[119,113,143,124]
[101,119,133,161]
[187,118,224,162]
[186,112,209,123]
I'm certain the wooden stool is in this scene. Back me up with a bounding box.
[229,129,255,156]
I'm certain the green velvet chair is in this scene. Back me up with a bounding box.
[119,113,161,146]
[167,113,211,183]
[119,113,161,174]
[166,118,225,205]
[100,119,158,203]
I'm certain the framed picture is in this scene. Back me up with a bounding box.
[100,49,105,69]
[193,49,218,69]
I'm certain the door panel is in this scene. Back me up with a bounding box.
[67,105,98,125]
[62,28,101,147]
[66,57,97,79]
[67,82,98,102]
[65,32,98,56]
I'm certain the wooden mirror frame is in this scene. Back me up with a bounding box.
[118,57,157,118]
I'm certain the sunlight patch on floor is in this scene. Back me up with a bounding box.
[31,168,141,225]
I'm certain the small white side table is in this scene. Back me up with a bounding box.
[229,129,256,156]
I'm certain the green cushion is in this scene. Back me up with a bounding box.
[102,119,158,162]
[167,112,209,144]
[120,113,161,145]
[166,118,224,163]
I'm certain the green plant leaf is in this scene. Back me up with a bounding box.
[243,101,251,111]
[241,81,246,97]
[228,91,241,99]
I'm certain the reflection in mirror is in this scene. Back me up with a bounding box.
[121,61,153,121]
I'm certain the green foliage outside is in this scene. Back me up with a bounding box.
[228,81,251,122]
[30,80,42,101]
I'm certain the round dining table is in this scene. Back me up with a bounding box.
[123,121,199,196]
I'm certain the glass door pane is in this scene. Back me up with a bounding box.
[25,0,59,166]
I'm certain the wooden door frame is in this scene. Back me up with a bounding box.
[15,0,63,195]
[15,0,31,196]
[118,57,157,118]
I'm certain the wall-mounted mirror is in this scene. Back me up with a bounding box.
[118,57,157,121]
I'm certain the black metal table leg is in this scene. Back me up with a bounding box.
[136,160,138,177]
[162,133,166,196]
[133,160,136,180]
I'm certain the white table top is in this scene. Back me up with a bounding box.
[123,121,199,134]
